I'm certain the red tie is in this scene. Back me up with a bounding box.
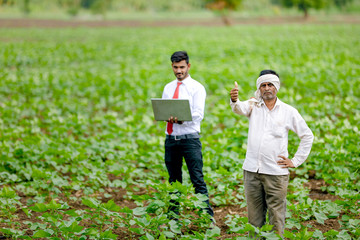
[167,82,182,135]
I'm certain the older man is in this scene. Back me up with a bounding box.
[229,69,314,235]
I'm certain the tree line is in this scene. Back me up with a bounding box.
[0,0,356,20]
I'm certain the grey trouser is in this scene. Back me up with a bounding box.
[244,170,289,235]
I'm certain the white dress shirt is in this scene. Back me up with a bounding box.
[162,75,206,135]
[230,98,314,175]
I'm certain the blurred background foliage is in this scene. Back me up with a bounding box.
[0,0,359,21]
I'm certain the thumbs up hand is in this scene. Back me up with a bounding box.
[230,81,239,102]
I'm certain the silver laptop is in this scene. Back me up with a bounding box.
[151,98,192,121]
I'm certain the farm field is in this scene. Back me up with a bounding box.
[0,23,359,239]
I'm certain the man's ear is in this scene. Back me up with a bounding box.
[188,63,191,69]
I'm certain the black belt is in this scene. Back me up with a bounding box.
[166,133,200,140]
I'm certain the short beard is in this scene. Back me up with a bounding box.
[262,93,276,100]
[176,71,188,80]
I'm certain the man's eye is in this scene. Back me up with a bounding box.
[261,83,273,87]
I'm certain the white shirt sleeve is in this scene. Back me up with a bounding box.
[290,110,314,167]
[230,99,253,117]
[183,83,206,125]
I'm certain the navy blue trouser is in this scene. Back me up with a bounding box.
[165,137,214,217]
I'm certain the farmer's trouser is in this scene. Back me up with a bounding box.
[244,170,289,235]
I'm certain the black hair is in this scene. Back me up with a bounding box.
[171,51,189,64]
[259,69,279,78]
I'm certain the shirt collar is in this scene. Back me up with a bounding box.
[275,97,282,107]
[177,75,191,84]
[260,97,281,110]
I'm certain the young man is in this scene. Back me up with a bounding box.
[162,51,214,220]
[229,70,314,235]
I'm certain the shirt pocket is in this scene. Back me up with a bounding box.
[271,120,287,138]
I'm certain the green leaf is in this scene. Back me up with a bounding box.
[283,230,294,238]
[195,193,209,202]
[133,207,147,216]
[341,215,351,222]
[0,186,17,198]
[312,230,325,239]
[61,221,84,233]
[324,229,339,237]
[337,230,352,240]
[100,230,118,239]
[193,200,207,209]
[1,228,15,235]
[82,198,100,209]
[158,233,167,240]
[261,231,281,240]
[129,227,144,234]
[205,226,221,237]
[146,200,165,213]
[22,207,31,217]
[64,209,79,217]
[101,199,120,212]
[33,229,52,238]
[243,223,255,232]
[295,228,313,240]
[286,218,301,229]
[46,199,62,210]
[132,194,152,201]
[162,231,175,238]
[85,228,99,236]
[146,232,155,240]
[169,220,181,234]
[314,211,328,224]
[120,206,133,214]
[260,224,274,232]
[29,203,48,212]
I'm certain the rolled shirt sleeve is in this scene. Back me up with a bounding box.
[230,99,253,117]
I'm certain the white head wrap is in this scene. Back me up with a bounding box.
[254,74,280,101]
